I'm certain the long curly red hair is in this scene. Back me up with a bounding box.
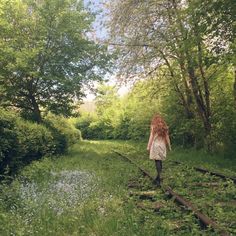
[151,114,169,139]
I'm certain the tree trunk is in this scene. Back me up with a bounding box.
[161,51,193,117]
[187,64,212,151]
[234,66,236,109]
[30,95,42,123]
[170,1,212,150]
[179,61,194,119]
[161,51,195,146]
[192,17,211,120]
[167,0,195,117]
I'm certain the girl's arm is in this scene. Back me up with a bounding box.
[147,127,154,151]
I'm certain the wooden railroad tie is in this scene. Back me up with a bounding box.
[113,150,230,236]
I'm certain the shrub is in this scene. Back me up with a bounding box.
[0,110,19,175]
[44,113,81,153]
[0,109,55,175]
[0,109,81,176]
[75,113,99,139]
[14,119,54,166]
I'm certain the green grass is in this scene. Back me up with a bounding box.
[112,140,236,235]
[169,147,236,174]
[111,140,236,175]
[0,140,235,235]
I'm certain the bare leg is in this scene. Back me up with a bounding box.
[155,160,162,186]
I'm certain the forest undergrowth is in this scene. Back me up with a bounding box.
[0,140,235,235]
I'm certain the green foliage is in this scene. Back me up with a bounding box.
[77,83,153,140]
[1,140,235,235]
[44,113,81,153]
[0,109,54,175]
[0,109,81,176]
[0,110,19,176]
[76,85,123,140]
[19,157,54,182]
[75,112,97,139]
[78,72,236,155]
[107,0,236,153]
[0,0,111,122]
[210,69,236,154]
[14,117,54,165]
[76,113,114,140]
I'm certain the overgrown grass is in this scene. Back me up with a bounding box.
[111,140,236,175]
[169,147,236,174]
[112,140,236,235]
[0,140,234,235]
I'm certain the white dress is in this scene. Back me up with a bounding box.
[149,135,167,161]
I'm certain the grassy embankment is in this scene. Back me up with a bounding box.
[0,140,235,235]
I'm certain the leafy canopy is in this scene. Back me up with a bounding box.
[0,0,111,122]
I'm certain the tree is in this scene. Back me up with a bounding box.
[198,0,236,108]
[0,0,110,122]
[95,84,119,113]
[107,0,234,150]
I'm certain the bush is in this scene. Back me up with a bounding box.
[0,109,81,176]
[75,113,101,139]
[15,119,54,165]
[0,109,54,175]
[44,113,81,153]
[0,110,19,175]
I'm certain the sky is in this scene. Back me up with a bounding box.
[83,0,130,101]
[84,0,108,40]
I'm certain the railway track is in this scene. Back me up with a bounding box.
[113,150,230,236]
[171,160,236,184]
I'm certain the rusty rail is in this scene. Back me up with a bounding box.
[113,151,229,236]
[171,160,236,184]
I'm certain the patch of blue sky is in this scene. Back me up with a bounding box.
[83,0,108,40]
[82,1,130,101]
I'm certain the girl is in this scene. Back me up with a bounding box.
[147,114,171,186]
